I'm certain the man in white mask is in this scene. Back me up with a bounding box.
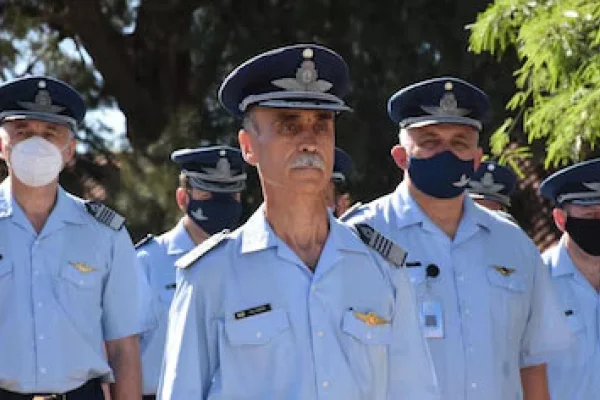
[0,76,147,400]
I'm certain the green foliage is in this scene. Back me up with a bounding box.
[470,0,600,168]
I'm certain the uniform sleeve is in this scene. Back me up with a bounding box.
[102,228,151,341]
[158,268,214,400]
[388,268,440,400]
[520,249,573,367]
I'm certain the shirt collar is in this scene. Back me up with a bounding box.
[240,204,279,254]
[165,219,196,255]
[0,179,85,228]
[549,236,577,278]
[240,203,368,256]
[390,181,492,240]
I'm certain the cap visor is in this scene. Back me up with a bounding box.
[3,112,76,131]
[403,116,481,130]
[258,100,352,113]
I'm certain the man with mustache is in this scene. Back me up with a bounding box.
[539,158,600,399]
[343,77,571,400]
[136,145,247,400]
[158,44,438,400]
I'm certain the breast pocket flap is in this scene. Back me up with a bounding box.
[342,309,393,345]
[487,266,527,293]
[225,308,290,346]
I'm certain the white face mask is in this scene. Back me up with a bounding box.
[9,136,67,187]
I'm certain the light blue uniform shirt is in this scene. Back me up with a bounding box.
[0,179,146,394]
[158,206,439,400]
[543,237,600,400]
[344,182,571,400]
[137,219,195,395]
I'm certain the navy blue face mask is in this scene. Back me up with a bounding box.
[407,150,475,199]
[186,192,243,235]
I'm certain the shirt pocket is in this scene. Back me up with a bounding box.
[486,266,529,329]
[60,262,102,289]
[340,309,393,392]
[225,308,290,345]
[57,260,104,323]
[217,309,294,397]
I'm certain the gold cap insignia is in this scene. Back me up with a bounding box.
[69,261,96,273]
[493,265,516,276]
[354,311,389,326]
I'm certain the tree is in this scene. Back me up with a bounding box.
[1,0,520,239]
[469,0,600,169]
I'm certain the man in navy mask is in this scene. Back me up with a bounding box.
[343,77,570,400]
[135,145,246,399]
[539,158,600,400]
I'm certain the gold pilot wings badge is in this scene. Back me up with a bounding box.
[69,261,96,273]
[353,311,389,326]
[493,265,516,277]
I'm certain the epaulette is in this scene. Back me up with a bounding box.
[135,234,155,249]
[354,223,407,268]
[85,201,125,231]
[175,229,230,269]
[338,201,363,222]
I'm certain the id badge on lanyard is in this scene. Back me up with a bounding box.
[419,263,444,339]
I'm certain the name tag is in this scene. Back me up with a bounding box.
[420,300,444,339]
[234,303,272,320]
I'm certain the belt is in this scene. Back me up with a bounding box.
[0,379,102,400]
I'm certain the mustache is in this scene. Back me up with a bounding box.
[289,153,325,170]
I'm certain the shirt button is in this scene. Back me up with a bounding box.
[322,380,329,388]
[33,270,39,277]
[457,274,464,282]
[39,334,45,340]
[310,285,317,292]
[316,331,324,337]
[256,331,262,339]
[463,308,470,316]
[467,345,474,353]
[37,302,43,308]
[471,382,477,389]
[366,332,372,340]
[40,367,47,374]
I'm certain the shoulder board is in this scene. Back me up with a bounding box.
[338,201,363,222]
[85,201,125,231]
[354,223,407,268]
[175,229,230,269]
[135,234,155,249]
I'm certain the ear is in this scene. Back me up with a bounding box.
[238,129,257,166]
[64,136,77,164]
[473,147,483,171]
[552,207,567,233]
[175,187,189,213]
[391,145,409,170]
